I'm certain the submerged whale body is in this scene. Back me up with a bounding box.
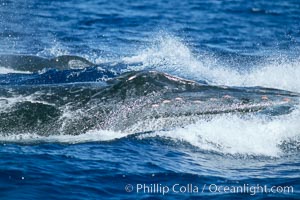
[0,68,299,136]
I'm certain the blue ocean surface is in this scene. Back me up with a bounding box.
[0,0,300,199]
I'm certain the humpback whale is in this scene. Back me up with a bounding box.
[0,54,94,72]
[0,70,299,136]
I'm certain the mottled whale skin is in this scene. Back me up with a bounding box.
[0,70,299,135]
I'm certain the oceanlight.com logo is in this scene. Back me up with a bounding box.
[124,183,294,196]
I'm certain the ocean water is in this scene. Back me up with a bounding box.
[0,0,300,199]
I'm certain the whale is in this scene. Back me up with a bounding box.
[0,54,94,72]
[0,70,299,136]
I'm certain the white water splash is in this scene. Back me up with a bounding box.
[123,33,300,92]
[37,40,70,58]
[139,108,300,157]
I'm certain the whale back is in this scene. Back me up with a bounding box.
[0,54,94,72]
